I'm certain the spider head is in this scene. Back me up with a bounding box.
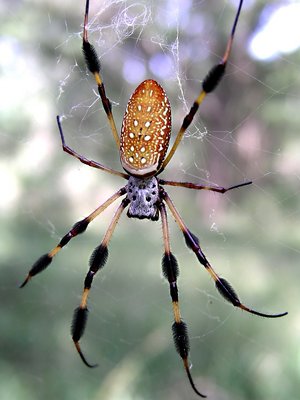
[120,79,171,177]
[126,176,159,221]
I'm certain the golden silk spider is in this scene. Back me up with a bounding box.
[20,0,288,397]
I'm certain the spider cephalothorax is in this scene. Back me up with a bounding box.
[21,0,287,397]
[126,176,160,220]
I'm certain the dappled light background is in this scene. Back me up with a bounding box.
[1,0,300,399]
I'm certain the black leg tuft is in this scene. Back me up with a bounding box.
[71,307,88,342]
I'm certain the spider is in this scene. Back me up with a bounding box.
[21,0,288,397]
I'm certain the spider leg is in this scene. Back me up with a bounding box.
[160,0,244,171]
[159,179,252,194]
[71,197,130,368]
[82,0,120,149]
[162,189,288,319]
[20,188,126,288]
[57,116,128,179]
[159,201,206,398]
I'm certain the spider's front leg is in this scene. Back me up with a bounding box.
[71,198,129,367]
[159,201,206,398]
[162,190,288,319]
[20,189,126,288]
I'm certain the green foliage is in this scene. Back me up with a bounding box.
[1,1,299,399]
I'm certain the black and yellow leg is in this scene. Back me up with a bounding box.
[159,201,206,398]
[20,188,126,288]
[162,190,288,319]
[82,0,120,149]
[160,0,244,171]
[71,197,130,367]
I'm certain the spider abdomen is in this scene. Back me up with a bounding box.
[120,79,171,177]
[126,176,159,221]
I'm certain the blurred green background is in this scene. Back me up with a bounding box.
[1,0,300,399]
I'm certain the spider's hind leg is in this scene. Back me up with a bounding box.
[159,201,206,398]
[82,0,120,149]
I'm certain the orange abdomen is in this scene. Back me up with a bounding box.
[120,79,171,177]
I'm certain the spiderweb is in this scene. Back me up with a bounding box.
[2,1,300,399]
[51,2,299,398]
